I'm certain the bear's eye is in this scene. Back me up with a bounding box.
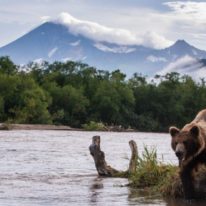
[183,140,187,145]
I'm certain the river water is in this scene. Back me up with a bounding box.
[0,130,205,206]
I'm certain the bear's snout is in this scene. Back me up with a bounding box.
[175,151,184,159]
[175,143,185,160]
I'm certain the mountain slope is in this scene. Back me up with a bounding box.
[1,22,206,76]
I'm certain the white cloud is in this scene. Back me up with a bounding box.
[94,42,136,53]
[142,31,173,50]
[41,16,51,23]
[156,55,206,81]
[61,55,87,62]
[54,12,173,49]
[81,56,87,61]
[62,57,73,62]
[1,0,206,50]
[33,58,45,65]
[70,40,81,46]
[48,47,58,58]
[147,55,167,63]
[164,1,206,27]
[165,1,206,16]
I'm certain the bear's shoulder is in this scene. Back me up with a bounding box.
[182,122,196,131]
[194,109,206,123]
[182,122,206,134]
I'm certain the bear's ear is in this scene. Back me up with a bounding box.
[190,125,199,138]
[169,126,180,138]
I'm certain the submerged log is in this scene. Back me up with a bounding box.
[89,135,137,177]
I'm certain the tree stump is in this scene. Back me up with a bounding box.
[89,135,137,177]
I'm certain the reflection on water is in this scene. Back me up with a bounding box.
[89,177,104,204]
[128,187,168,206]
[166,198,206,206]
[0,130,205,206]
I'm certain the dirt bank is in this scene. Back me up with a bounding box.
[0,123,82,131]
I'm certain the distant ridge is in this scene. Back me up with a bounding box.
[1,22,206,76]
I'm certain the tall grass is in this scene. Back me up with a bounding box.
[129,146,181,197]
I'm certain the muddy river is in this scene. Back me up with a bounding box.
[0,130,205,206]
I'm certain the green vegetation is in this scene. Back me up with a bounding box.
[0,56,206,131]
[129,147,206,198]
[82,121,106,131]
[129,147,179,197]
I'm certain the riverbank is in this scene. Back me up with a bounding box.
[0,123,137,132]
[0,123,81,131]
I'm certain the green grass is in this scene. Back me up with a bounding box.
[129,146,181,197]
[82,121,107,131]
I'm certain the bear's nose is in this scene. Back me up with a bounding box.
[175,151,183,159]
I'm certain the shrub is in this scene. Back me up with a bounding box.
[82,121,107,131]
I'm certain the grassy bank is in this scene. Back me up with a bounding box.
[82,121,136,132]
[128,147,206,199]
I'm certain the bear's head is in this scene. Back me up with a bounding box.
[169,125,201,165]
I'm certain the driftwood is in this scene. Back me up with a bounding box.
[89,135,137,177]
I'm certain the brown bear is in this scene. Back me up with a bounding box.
[169,109,206,199]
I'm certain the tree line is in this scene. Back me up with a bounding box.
[0,56,205,132]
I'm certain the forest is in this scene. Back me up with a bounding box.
[0,56,205,132]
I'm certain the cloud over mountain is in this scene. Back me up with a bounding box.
[1,19,206,78]
[157,55,206,81]
[54,12,173,49]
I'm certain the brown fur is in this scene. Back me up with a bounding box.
[169,109,206,199]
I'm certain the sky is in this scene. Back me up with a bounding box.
[1,0,206,49]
